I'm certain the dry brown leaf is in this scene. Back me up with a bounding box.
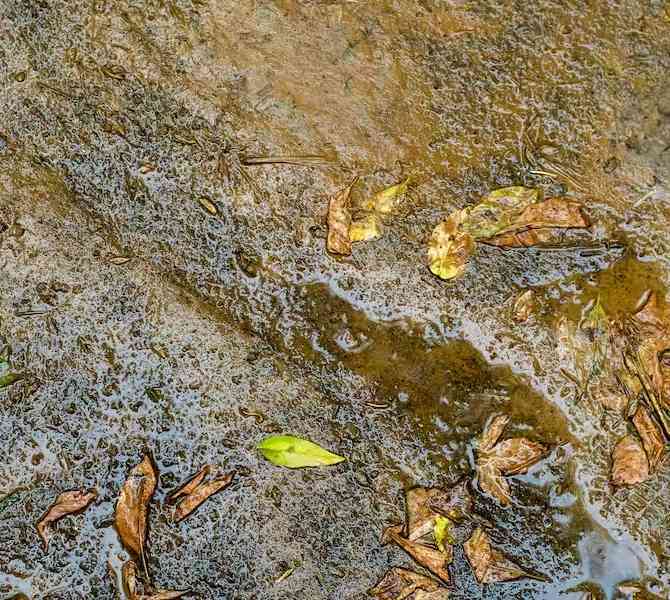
[509,197,590,231]
[486,438,548,476]
[632,406,665,470]
[36,489,97,550]
[168,466,210,502]
[327,177,358,255]
[512,290,535,323]
[482,228,556,248]
[611,435,650,486]
[382,525,452,583]
[173,471,235,523]
[476,462,511,507]
[122,560,188,600]
[479,415,509,452]
[115,454,157,557]
[463,527,533,584]
[368,567,442,600]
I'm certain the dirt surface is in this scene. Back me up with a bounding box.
[1,1,670,598]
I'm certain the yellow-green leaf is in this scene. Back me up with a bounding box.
[428,213,475,280]
[258,435,345,468]
[434,516,454,552]
[349,214,382,242]
[365,177,411,214]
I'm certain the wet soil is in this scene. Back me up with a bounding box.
[1,0,670,598]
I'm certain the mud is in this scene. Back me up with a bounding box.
[1,0,670,598]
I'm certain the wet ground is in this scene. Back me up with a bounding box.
[1,0,670,598]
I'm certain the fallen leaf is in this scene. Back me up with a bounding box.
[173,471,235,523]
[512,290,535,323]
[0,372,23,388]
[349,214,382,242]
[327,177,358,255]
[405,482,472,542]
[505,197,589,231]
[197,196,218,216]
[632,405,665,470]
[475,416,548,505]
[168,466,210,502]
[115,454,157,558]
[427,213,475,280]
[364,177,411,214]
[122,560,188,600]
[382,524,452,583]
[463,527,534,584]
[481,228,556,248]
[611,435,650,486]
[36,489,97,550]
[258,435,345,468]
[433,516,454,552]
[368,567,444,600]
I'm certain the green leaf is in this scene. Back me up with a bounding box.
[434,516,455,552]
[0,372,23,389]
[258,435,346,468]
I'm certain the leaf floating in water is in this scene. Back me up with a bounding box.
[632,405,666,470]
[36,489,97,550]
[114,454,157,558]
[258,435,345,468]
[368,567,447,599]
[463,527,537,584]
[512,290,535,323]
[122,560,189,600]
[382,524,452,583]
[405,483,472,542]
[475,415,548,506]
[611,435,650,486]
[327,177,358,256]
[349,214,382,242]
[364,177,411,214]
[169,467,235,523]
[427,213,475,281]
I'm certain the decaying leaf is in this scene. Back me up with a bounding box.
[258,435,345,468]
[382,525,452,583]
[405,482,472,542]
[475,416,548,505]
[350,214,382,242]
[170,468,235,523]
[115,454,157,557]
[427,213,475,280]
[512,290,535,323]
[368,567,446,600]
[611,435,650,486]
[327,177,358,255]
[363,177,411,214]
[632,405,665,470]
[36,489,97,550]
[463,527,535,584]
[122,560,188,600]
[481,228,556,248]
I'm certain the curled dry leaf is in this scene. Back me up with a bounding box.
[481,228,555,248]
[327,177,358,255]
[405,482,473,542]
[512,290,535,323]
[427,213,475,281]
[115,454,157,557]
[475,416,548,505]
[36,489,97,550]
[611,435,650,486]
[382,524,452,583]
[632,405,665,470]
[171,469,235,523]
[368,567,444,600]
[122,560,188,600]
[463,527,535,584]
[350,214,382,242]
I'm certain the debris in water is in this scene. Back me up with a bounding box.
[122,560,188,600]
[368,567,447,599]
[512,289,535,323]
[349,214,382,242]
[405,483,472,542]
[632,405,666,470]
[611,434,650,486]
[382,524,452,583]
[464,527,538,584]
[475,415,548,506]
[114,454,157,560]
[197,196,218,216]
[109,256,132,266]
[362,177,411,214]
[258,435,345,468]
[327,177,358,255]
[168,466,235,523]
[36,489,97,550]
[427,212,475,280]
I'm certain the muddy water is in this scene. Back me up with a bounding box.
[1,0,670,599]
